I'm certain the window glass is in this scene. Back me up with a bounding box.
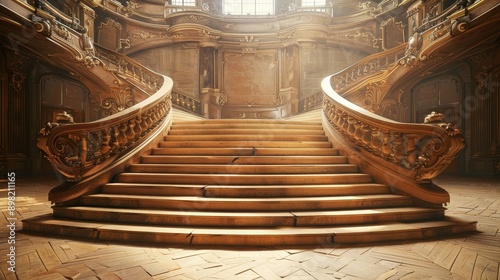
[224,0,274,15]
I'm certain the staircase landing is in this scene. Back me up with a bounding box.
[23,111,476,246]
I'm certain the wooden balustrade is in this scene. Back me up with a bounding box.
[27,5,174,188]
[322,80,464,183]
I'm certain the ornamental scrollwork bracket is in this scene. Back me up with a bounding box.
[79,29,101,68]
[413,111,465,182]
[449,15,471,37]
[399,32,423,67]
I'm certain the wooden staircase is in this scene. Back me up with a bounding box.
[23,116,476,246]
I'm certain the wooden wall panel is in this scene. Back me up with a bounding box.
[132,46,200,99]
[222,51,277,107]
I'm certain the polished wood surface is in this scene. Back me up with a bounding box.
[1,175,497,279]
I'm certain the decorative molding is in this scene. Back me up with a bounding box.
[399,32,423,68]
[240,35,258,43]
[200,30,220,40]
[330,31,378,49]
[218,90,228,106]
[449,15,471,37]
[79,31,101,68]
[98,86,136,117]
[277,30,296,40]
[7,52,29,94]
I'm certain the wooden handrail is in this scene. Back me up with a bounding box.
[322,76,463,204]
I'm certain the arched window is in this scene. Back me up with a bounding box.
[223,0,275,15]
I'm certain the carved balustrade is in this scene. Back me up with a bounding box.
[172,91,202,114]
[95,46,162,95]
[414,0,474,34]
[299,91,323,113]
[322,77,464,184]
[32,18,173,182]
[37,77,171,182]
[30,0,86,32]
[329,45,406,94]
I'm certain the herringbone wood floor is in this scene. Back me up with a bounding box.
[1,175,499,280]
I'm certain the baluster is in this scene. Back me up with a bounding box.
[361,125,372,147]
[100,128,111,155]
[145,111,154,129]
[126,119,135,140]
[370,129,383,155]
[117,122,128,147]
[140,114,148,132]
[133,116,142,139]
[381,132,392,159]
[109,126,120,152]
[346,116,356,137]
[353,121,363,143]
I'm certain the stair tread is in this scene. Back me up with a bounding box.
[158,141,332,148]
[84,193,408,201]
[172,119,322,126]
[140,155,348,164]
[56,206,443,216]
[171,124,323,130]
[151,147,339,156]
[115,173,373,185]
[163,135,329,141]
[102,182,386,188]
[100,183,390,197]
[167,129,326,135]
[127,163,359,174]
[23,215,475,236]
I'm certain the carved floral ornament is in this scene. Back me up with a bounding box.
[362,81,404,119]
[91,86,136,117]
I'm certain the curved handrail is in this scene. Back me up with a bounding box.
[28,5,174,183]
[328,44,407,95]
[323,76,464,183]
[322,76,463,204]
[37,74,172,182]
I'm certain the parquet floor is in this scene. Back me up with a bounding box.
[1,175,499,280]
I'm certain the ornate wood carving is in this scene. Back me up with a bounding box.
[323,89,465,183]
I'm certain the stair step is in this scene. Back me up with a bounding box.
[151,147,339,156]
[126,164,359,174]
[158,141,332,148]
[167,129,326,135]
[140,155,348,165]
[115,173,373,185]
[27,115,477,246]
[23,215,477,246]
[163,134,329,141]
[100,183,390,197]
[171,122,323,130]
[80,194,412,211]
[173,119,321,126]
[53,206,444,227]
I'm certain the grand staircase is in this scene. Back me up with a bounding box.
[23,113,476,246]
